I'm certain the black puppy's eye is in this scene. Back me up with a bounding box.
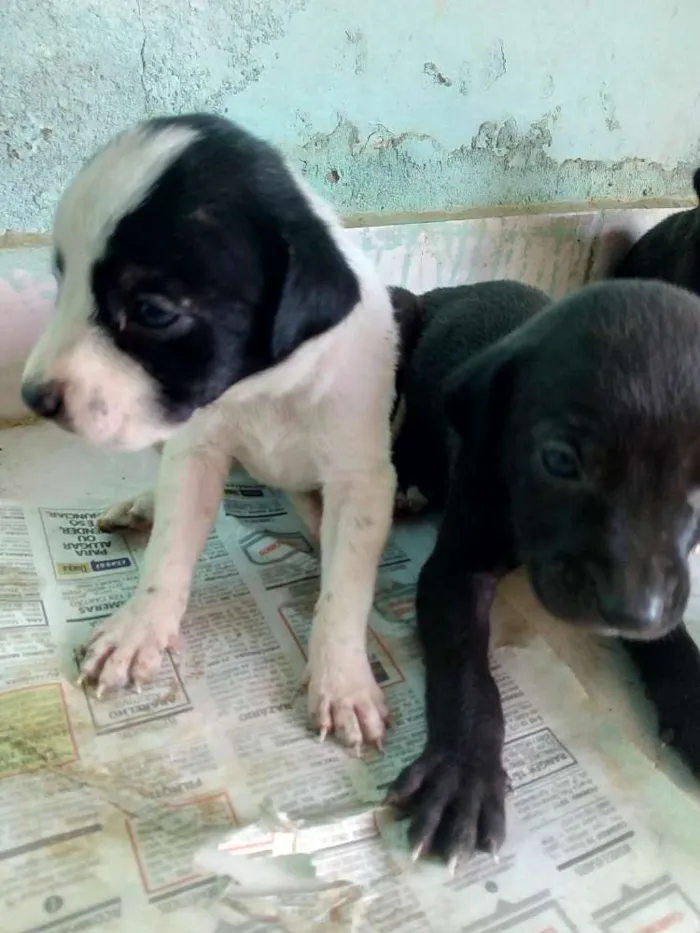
[540,441,582,481]
[131,297,180,330]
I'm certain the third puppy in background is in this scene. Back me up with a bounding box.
[613,167,700,294]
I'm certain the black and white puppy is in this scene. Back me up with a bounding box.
[387,278,700,864]
[613,168,700,294]
[21,113,398,751]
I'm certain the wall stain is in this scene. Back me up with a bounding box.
[458,61,471,97]
[291,113,698,217]
[599,86,621,132]
[345,30,368,76]
[423,62,453,87]
[482,39,507,88]
[134,0,150,112]
[423,43,508,97]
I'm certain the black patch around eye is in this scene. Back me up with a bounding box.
[54,249,65,278]
[130,296,185,332]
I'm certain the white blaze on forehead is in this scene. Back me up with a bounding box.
[53,123,199,266]
[24,123,199,386]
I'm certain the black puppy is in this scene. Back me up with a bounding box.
[388,278,700,864]
[614,168,700,294]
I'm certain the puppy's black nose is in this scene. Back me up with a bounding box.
[21,380,64,419]
[601,589,665,632]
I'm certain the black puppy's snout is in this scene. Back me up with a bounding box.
[597,586,665,631]
[586,555,679,634]
[21,380,64,420]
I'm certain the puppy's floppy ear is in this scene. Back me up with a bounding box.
[444,335,520,450]
[270,233,360,362]
[389,285,421,318]
[388,286,426,365]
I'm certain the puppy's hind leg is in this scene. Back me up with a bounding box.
[287,490,323,543]
[392,405,434,515]
[98,489,155,534]
[306,465,396,752]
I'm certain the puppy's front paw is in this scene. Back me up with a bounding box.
[97,490,155,534]
[388,737,507,866]
[77,598,181,696]
[305,651,390,753]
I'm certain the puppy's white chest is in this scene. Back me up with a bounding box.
[229,405,318,491]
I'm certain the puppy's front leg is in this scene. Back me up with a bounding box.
[79,435,230,695]
[306,466,395,751]
[623,623,700,775]
[388,498,507,865]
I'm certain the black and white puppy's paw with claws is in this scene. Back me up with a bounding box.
[389,278,700,863]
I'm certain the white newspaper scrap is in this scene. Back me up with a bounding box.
[1,471,700,933]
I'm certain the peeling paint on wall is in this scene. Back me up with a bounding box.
[290,113,698,217]
[2,0,700,231]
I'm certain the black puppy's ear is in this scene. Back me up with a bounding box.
[444,336,519,447]
[270,233,360,362]
[388,286,426,365]
[388,285,420,316]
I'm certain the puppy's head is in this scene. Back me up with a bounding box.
[21,114,359,450]
[447,279,700,641]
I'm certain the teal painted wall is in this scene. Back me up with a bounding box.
[2,0,700,231]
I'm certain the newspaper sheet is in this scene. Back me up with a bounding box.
[1,471,700,933]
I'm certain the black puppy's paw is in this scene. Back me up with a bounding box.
[624,627,700,778]
[651,679,700,776]
[394,484,430,515]
[387,741,507,866]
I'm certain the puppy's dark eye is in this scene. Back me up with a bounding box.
[540,441,582,481]
[132,298,180,330]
